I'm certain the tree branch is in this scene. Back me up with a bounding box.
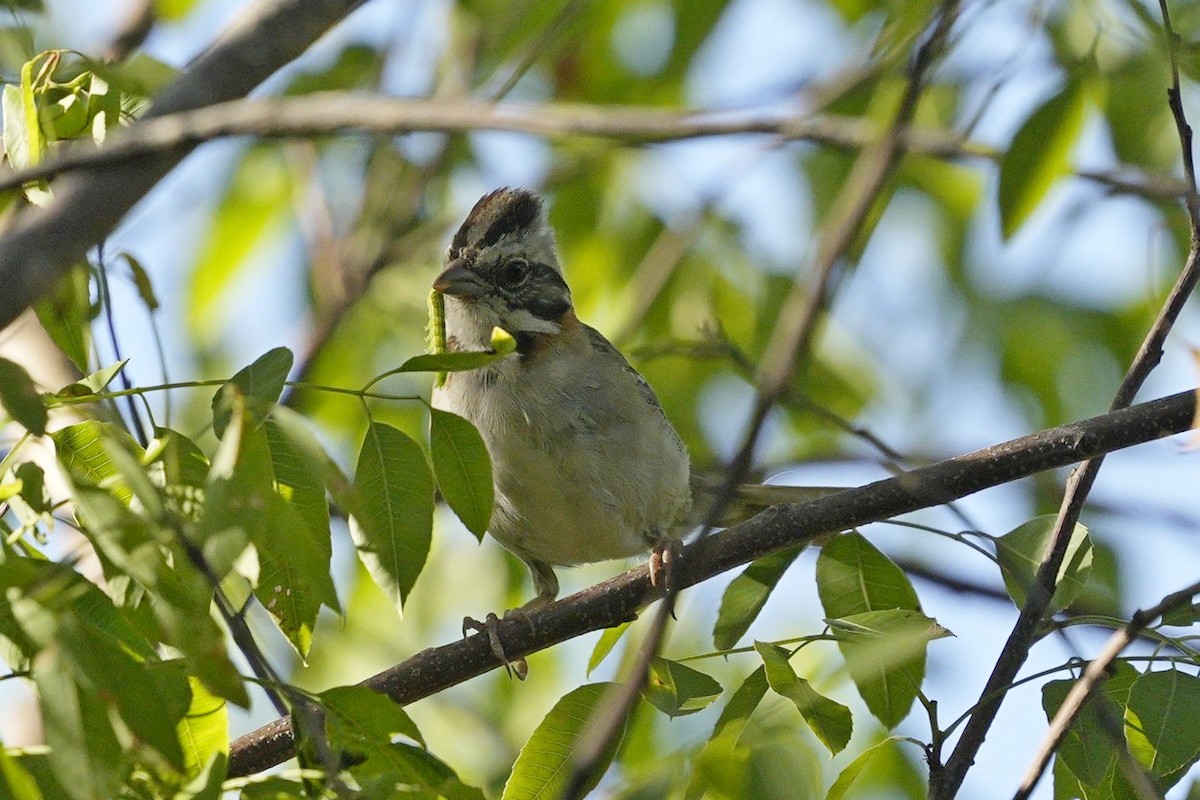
[227,388,1197,778]
[930,3,1200,793]
[0,0,367,332]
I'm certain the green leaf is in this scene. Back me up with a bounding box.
[147,426,209,521]
[28,652,122,800]
[684,667,770,800]
[177,677,228,780]
[816,531,920,618]
[713,545,803,650]
[117,252,160,311]
[90,53,179,99]
[826,737,910,800]
[642,657,724,718]
[429,407,493,539]
[996,515,1093,613]
[0,742,42,800]
[396,350,509,375]
[998,79,1087,238]
[0,358,46,435]
[319,686,485,799]
[32,264,91,371]
[587,621,631,677]
[2,57,44,170]
[14,462,48,514]
[212,346,293,438]
[1125,669,1200,786]
[195,401,273,580]
[320,685,425,751]
[267,405,355,514]
[827,609,951,729]
[51,420,144,501]
[58,618,190,768]
[254,494,336,659]
[50,359,129,400]
[502,683,622,800]
[1042,661,1139,791]
[351,422,434,611]
[755,641,852,755]
[203,402,335,656]
[60,477,249,707]
[711,666,769,744]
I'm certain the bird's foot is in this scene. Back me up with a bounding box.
[462,600,548,680]
[649,538,683,618]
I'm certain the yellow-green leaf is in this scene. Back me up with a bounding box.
[998,79,1087,239]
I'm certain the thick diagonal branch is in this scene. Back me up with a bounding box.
[227,388,1196,778]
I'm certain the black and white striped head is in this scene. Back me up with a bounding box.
[434,188,573,350]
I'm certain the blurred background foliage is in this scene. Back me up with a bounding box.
[2,0,1200,797]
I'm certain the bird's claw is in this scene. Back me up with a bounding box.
[649,538,682,619]
[462,612,529,680]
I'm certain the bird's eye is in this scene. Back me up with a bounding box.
[498,258,530,287]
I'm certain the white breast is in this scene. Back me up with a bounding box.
[431,342,690,568]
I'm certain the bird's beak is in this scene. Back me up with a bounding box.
[434,261,487,298]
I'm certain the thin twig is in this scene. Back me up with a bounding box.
[223,389,1198,775]
[1014,579,1200,799]
[930,2,1200,795]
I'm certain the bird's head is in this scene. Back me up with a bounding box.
[434,188,573,352]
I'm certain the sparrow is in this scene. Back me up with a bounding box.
[431,188,693,612]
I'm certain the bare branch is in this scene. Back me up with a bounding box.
[227,387,1197,778]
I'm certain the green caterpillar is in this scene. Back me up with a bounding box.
[427,287,447,388]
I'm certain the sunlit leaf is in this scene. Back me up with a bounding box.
[0,742,42,800]
[321,685,424,750]
[195,401,272,580]
[1125,668,1200,786]
[996,516,1092,613]
[429,407,493,539]
[502,683,621,800]
[755,641,852,755]
[177,677,228,781]
[50,360,129,401]
[713,545,803,650]
[351,422,434,611]
[51,420,144,501]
